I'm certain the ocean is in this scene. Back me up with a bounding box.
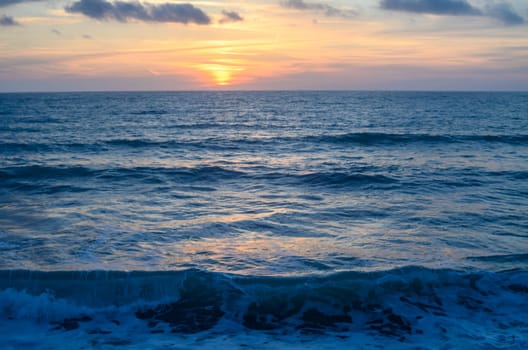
[0,91,527,349]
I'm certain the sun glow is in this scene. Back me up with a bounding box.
[195,63,244,86]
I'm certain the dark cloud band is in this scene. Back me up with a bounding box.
[0,0,42,8]
[280,0,356,18]
[380,0,481,16]
[0,14,19,25]
[65,0,211,24]
[219,10,243,24]
[380,0,525,26]
[486,3,524,26]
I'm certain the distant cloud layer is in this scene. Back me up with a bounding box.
[380,0,481,15]
[0,0,41,7]
[280,0,356,18]
[219,10,243,24]
[0,14,19,25]
[65,0,211,24]
[485,2,524,26]
[380,0,525,25]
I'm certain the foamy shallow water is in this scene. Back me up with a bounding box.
[1,268,527,349]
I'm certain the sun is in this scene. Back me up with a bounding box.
[195,63,244,86]
[211,67,232,86]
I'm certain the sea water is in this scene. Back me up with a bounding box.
[0,91,527,348]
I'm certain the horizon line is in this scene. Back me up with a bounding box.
[1,89,527,94]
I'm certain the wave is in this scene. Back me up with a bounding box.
[0,267,526,337]
[98,133,528,148]
[0,164,397,190]
[4,163,527,198]
[0,142,54,152]
[294,172,397,187]
[467,253,528,263]
[3,132,527,154]
[0,165,95,180]
[311,132,451,145]
[104,139,181,148]
[307,132,528,146]
[0,141,98,153]
[5,164,525,193]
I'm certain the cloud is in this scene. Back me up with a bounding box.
[65,0,211,24]
[0,14,19,25]
[380,0,525,26]
[379,0,482,16]
[219,10,243,24]
[485,2,525,26]
[280,0,356,18]
[0,0,41,8]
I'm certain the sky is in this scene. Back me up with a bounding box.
[0,0,527,91]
